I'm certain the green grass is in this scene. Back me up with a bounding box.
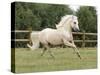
[14,48,97,73]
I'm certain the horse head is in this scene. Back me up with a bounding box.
[56,15,80,32]
[71,15,80,32]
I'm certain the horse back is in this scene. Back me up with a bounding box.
[39,28,63,46]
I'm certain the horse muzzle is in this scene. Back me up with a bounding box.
[74,28,80,32]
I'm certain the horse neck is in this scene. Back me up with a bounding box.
[57,19,72,34]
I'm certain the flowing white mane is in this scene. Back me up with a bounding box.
[58,15,73,26]
[56,15,77,29]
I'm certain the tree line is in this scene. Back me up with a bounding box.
[15,2,97,33]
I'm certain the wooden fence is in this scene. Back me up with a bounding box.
[11,30,97,47]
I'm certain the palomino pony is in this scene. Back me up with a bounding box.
[27,15,81,59]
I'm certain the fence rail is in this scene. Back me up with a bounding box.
[12,39,97,43]
[12,30,97,35]
[12,30,97,47]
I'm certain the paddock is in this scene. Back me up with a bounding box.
[14,47,97,73]
[11,30,97,73]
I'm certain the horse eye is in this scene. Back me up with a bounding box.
[74,22,76,24]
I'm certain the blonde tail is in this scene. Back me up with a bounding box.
[27,42,39,50]
[27,31,40,50]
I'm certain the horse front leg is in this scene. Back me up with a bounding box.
[71,41,81,59]
[63,40,81,59]
[72,46,81,59]
[74,48,81,59]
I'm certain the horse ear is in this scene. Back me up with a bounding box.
[55,24,58,28]
[72,15,78,20]
[72,16,77,20]
[55,24,57,26]
[72,15,74,19]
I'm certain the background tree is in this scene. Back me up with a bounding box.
[76,6,97,33]
[15,2,73,30]
[76,6,97,47]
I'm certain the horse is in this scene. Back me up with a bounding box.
[27,15,81,59]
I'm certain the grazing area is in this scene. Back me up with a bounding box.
[15,48,97,73]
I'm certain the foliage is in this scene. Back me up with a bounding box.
[15,2,73,30]
[75,6,97,47]
[15,2,97,32]
[76,6,97,33]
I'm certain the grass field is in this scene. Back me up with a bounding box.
[15,48,97,73]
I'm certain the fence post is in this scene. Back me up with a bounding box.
[82,30,85,48]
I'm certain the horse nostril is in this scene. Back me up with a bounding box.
[77,29,80,32]
[74,28,80,32]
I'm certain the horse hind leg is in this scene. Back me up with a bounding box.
[41,47,47,56]
[48,49,55,58]
[46,45,55,58]
[41,44,55,58]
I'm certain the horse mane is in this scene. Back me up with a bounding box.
[56,15,77,29]
[56,15,72,28]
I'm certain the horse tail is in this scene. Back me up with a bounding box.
[27,31,40,50]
